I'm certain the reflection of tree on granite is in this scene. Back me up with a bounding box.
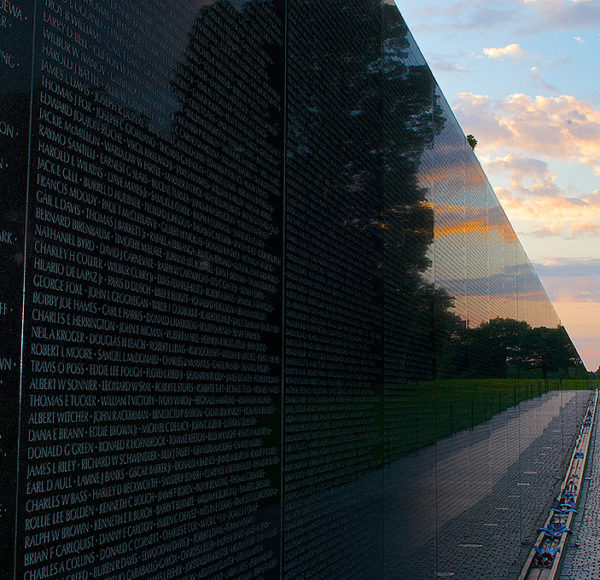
[522,325,585,380]
[444,318,586,380]
[285,2,450,385]
[284,2,392,576]
[375,8,585,466]
[379,7,448,383]
[459,317,530,379]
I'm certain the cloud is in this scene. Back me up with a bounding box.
[481,154,600,241]
[544,55,572,68]
[480,154,600,240]
[453,93,600,175]
[574,35,585,43]
[531,256,600,368]
[499,190,600,223]
[525,0,596,4]
[522,0,600,29]
[526,221,600,238]
[421,3,520,29]
[453,93,515,146]
[491,191,600,247]
[485,154,562,198]
[483,43,525,59]
[530,225,563,237]
[529,66,559,93]
[570,221,600,236]
[486,153,553,181]
[429,55,468,73]
[465,7,519,27]
[535,257,600,279]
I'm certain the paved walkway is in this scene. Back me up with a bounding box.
[559,393,600,580]
[384,390,593,579]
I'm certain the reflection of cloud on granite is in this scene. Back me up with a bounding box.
[194,0,219,7]
[438,259,542,288]
[440,281,546,304]
[434,203,518,243]
[435,215,488,239]
[436,256,552,328]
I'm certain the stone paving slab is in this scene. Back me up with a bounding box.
[559,393,600,580]
[384,390,593,579]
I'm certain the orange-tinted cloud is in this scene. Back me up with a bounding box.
[485,153,562,197]
[570,221,600,236]
[499,190,600,223]
[453,93,514,147]
[480,153,600,236]
[486,153,550,179]
[433,203,517,242]
[530,225,563,237]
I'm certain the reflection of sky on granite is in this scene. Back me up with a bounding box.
[384,390,592,579]
[413,63,562,332]
[431,233,558,328]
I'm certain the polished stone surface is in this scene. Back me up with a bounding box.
[385,391,592,579]
[0,1,585,578]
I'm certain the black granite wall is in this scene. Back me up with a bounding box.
[0,1,585,578]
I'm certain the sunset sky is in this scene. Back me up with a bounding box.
[397,0,600,371]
